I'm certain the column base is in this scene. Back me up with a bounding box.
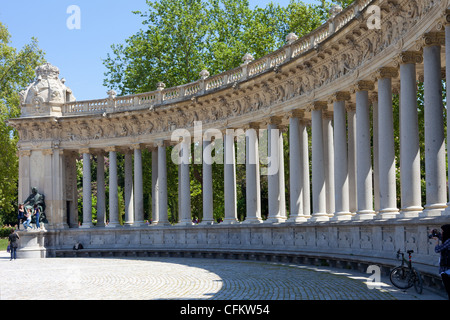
[286,215,309,223]
[222,218,240,224]
[176,220,194,226]
[264,217,287,224]
[375,208,399,220]
[398,206,423,219]
[330,212,352,221]
[242,218,263,224]
[151,221,172,227]
[420,203,446,217]
[352,210,375,221]
[106,222,121,228]
[310,213,329,222]
[79,223,93,229]
[199,220,215,225]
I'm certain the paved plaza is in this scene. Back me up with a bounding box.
[0,251,445,301]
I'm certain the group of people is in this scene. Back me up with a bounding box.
[17,203,41,231]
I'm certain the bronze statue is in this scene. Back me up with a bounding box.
[23,187,47,223]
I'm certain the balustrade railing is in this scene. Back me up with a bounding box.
[61,0,373,116]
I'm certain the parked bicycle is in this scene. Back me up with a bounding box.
[390,249,423,294]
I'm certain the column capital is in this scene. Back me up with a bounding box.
[79,148,91,154]
[420,32,445,48]
[18,150,32,157]
[307,100,328,112]
[42,149,54,156]
[155,139,166,148]
[105,146,117,153]
[350,80,375,93]
[369,92,378,103]
[328,91,351,103]
[396,51,423,65]
[287,109,305,119]
[131,143,144,150]
[262,116,283,127]
[345,102,356,112]
[374,67,399,80]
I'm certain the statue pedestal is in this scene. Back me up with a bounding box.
[17,230,47,259]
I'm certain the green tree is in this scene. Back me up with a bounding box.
[0,22,45,224]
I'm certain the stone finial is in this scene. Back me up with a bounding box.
[286,33,298,45]
[107,89,117,99]
[199,69,210,80]
[242,53,254,64]
[329,5,342,19]
[156,82,166,91]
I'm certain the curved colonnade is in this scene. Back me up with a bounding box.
[8,0,450,291]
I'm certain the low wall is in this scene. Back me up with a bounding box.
[17,215,449,292]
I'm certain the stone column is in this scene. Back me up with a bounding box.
[353,81,375,220]
[151,148,159,224]
[331,92,352,221]
[445,23,450,216]
[96,152,106,227]
[244,124,262,223]
[133,144,145,226]
[156,140,170,225]
[80,149,93,228]
[371,93,380,214]
[398,51,423,218]
[376,67,399,219]
[17,150,31,206]
[124,150,134,226]
[323,110,335,217]
[266,118,287,223]
[301,120,311,217]
[421,32,446,217]
[310,102,328,222]
[178,137,192,225]
[346,103,357,215]
[39,148,66,230]
[223,129,238,224]
[201,137,214,225]
[288,112,308,222]
[106,147,120,227]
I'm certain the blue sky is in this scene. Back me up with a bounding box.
[0,0,318,101]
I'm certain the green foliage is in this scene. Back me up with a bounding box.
[103,0,339,96]
[0,22,45,223]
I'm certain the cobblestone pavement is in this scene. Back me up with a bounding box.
[0,251,445,301]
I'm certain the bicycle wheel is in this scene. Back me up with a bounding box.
[412,268,423,294]
[390,266,414,289]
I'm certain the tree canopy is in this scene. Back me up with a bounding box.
[0,22,45,224]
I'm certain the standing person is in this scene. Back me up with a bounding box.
[23,208,33,230]
[17,204,25,230]
[434,224,450,300]
[34,204,41,230]
[8,229,20,261]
